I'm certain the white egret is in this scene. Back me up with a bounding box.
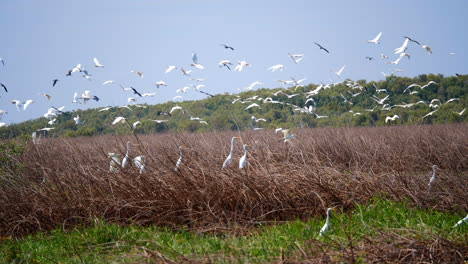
[155,81,167,88]
[23,100,34,110]
[422,45,432,54]
[245,103,261,110]
[267,64,285,72]
[288,53,304,64]
[422,109,438,119]
[0,122,7,128]
[133,121,141,129]
[170,105,184,114]
[334,65,346,77]
[428,165,437,187]
[234,61,251,72]
[130,70,144,78]
[102,80,115,85]
[151,119,169,124]
[93,57,104,67]
[175,146,189,171]
[367,32,382,44]
[319,207,336,236]
[165,66,177,73]
[385,115,400,123]
[112,116,126,125]
[239,144,250,169]
[133,155,145,174]
[10,100,23,112]
[122,141,131,168]
[142,92,157,97]
[453,108,466,116]
[108,153,121,173]
[394,38,409,54]
[73,115,85,125]
[222,137,240,169]
[280,129,297,143]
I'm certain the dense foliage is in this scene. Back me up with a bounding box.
[0,74,466,138]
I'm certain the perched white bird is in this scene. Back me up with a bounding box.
[23,100,34,110]
[453,215,468,228]
[133,155,145,174]
[112,116,126,125]
[122,141,131,168]
[165,66,177,73]
[239,144,250,169]
[93,57,104,67]
[428,165,437,187]
[368,32,382,44]
[267,64,285,72]
[108,153,121,172]
[385,115,400,123]
[334,65,346,77]
[394,38,409,54]
[288,53,304,64]
[222,137,241,169]
[319,207,335,236]
[175,146,189,171]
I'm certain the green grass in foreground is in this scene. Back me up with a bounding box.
[1,199,466,263]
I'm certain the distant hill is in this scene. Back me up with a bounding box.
[0,73,466,139]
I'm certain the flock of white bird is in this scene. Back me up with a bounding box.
[1,34,467,232]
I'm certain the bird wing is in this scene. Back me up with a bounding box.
[192,52,198,64]
[112,117,125,125]
[369,32,382,42]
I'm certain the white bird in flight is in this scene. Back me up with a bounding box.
[394,38,409,54]
[93,57,104,67]
[170,105,184,114]
[267,64,285,72]
[288,53,304,64]
[165,66,177,73]
[23,100,34,111]
[112,116,126,125]
[422,45,432,54]
[385,115,400,123]
[367,32,382,44]
[234,61,251,72]
[334,65,346,77]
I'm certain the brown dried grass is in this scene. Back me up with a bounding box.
[0,123,467,237]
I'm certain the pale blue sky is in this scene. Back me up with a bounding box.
[0,0,466,124]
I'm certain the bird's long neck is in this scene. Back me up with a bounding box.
[325,210,330,225]
[229,139,236,154]
[179,148,183,160]
[126,142,130,156]
[243,146,248,157]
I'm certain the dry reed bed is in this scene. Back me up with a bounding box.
[0,124,467,237]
